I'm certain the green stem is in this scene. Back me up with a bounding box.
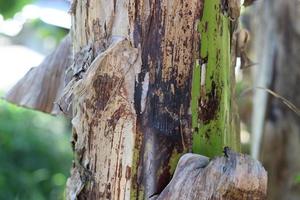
[191,0,240,157]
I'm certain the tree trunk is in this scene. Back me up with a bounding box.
[4,0,268,199]
[253,0,300,199]
[63,0,241,199]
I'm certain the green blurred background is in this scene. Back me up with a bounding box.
[0,0,72,199]
[0,100,72,200]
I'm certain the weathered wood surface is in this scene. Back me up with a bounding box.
[155,151,267,200]
[4,34,72,115]
[64,39,141,199]
[2,0,268,199]
[66,0,205,199]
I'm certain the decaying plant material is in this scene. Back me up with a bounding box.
[154,150,267,200]
[4,34,72,115]
[3,0,268,199]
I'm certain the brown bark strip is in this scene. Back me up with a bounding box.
[65,39,141,200]
[129,0,203,197]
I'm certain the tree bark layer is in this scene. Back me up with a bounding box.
[156,151,267,200]
[5,34,72,115]
[66,0,205,199]
[3,0,269,199]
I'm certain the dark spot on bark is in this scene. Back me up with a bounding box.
[71,140,76,152]
[216,12,222,27]
[204,21,208,32]
[93,74,120,111]
[204,128,211,140]
[223,146,231,157]
[118,162,122,178]
[107,107,125,131]
[204,131,210,140]
[125,166,131,180]
[94,154,97,172]
[157,164,171,193]
[198,81,220,123]
[73,131,78,141]
[223,166,227,173]
[179,10,183,18]
[105,183,112,199]
[200,56,209,65]
[87,128,93,153]
[216,49,221,66]
[107,159,111,180]
[194,127,199,133]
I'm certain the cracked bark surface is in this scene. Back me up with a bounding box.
[155,152,267,200]
[64,1,204,199]
[4,0,268,199]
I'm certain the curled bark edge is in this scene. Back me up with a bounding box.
[154,151,267,200]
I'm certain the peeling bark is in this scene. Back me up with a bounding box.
[4,34,72,114]
[156,151,267,200]
[3,0,268,199]
[65,39,140,200]
[66,0,205,199]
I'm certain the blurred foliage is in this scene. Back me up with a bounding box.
[0,99,72,200]
[13,18,68,54]
[30,19,68,45]
[0,0,34,19]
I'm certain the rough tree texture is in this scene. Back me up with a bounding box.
[253,0,300,199]
[4,34,72,115]
[155,152,267,200]
[65,0,206,199]
[64,39,141,199]
[65,0,249,198]
[3,0,268,200]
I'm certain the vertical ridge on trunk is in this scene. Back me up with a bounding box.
[130,0,203,198]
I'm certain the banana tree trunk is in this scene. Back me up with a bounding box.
[4,0,267,199]
[63,0,240,199]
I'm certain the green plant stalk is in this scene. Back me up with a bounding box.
[191,0,240,157]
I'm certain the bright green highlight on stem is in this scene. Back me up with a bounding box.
[191,0,239,157]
